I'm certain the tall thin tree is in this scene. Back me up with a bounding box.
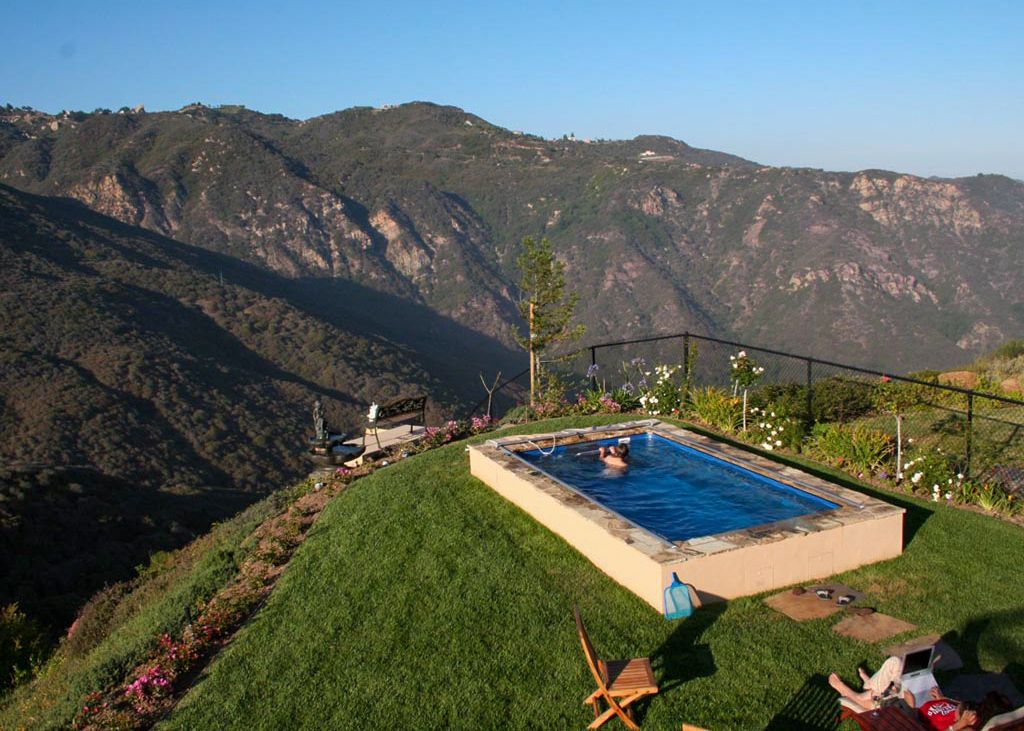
[513,237,584,406]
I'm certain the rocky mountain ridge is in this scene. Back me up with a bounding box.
[1,101,1022,371]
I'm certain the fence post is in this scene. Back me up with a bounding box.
[682,332,690,383]
[589,346,598,390]
[966,391,974,477]
[805,359,814,433]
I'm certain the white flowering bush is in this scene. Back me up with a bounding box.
[746,406,802,452]
[729,350,765,431]
[637,363,684,416]
[895,450,962,498]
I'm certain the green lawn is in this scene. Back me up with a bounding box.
[162,416,1024,731]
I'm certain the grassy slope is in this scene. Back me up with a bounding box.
[163,416,1024,731]
[0,493,288,730]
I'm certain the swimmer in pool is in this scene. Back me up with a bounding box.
[599,444,629,469]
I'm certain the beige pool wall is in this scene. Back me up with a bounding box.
[469,422,905,611]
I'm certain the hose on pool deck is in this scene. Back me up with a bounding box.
[524,435,557,457]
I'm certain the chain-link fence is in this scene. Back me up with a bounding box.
[476,332,1024,487]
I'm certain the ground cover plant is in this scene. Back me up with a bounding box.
[162,416,1024,731]
[0,493,287,729]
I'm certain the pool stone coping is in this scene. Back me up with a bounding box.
[475,419,905,566]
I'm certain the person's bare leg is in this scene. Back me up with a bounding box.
[863,657,902,698]
[829,673,874,706]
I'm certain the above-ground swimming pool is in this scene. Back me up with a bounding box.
[517,432,839,543]
[469,421,905,610]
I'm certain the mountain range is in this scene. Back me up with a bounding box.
[3,101,1022,373]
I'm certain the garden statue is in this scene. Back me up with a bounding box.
[313,399,327,441]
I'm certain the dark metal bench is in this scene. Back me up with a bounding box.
[364,395,427,452]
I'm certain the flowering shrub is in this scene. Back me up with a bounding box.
[124,665,171,710]
[897,450,961,496]
[729,351,765,391]
[420,421,462,449]
[638,364,684,416]
[72,692,132,730]
[729,351,765,431]
[745,406,802,452]
[957,481,1019,514]
[470,415,492,433]
[155,633,199,675]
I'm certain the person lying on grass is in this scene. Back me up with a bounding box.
[829,659,979,730]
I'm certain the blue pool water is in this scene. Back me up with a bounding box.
[516,433,838,542]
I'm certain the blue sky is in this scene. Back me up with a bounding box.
[2,0,1022,178]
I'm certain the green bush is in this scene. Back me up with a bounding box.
[990,340,1024,361]
[754,376,876,424]
[745,405,803,452]
[689,387,741,433]
[64,585,130,659]
[807,423,894,474]
[1,604,47,692]
[900,450,962,497]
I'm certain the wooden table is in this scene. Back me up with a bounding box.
[852,705,929,731]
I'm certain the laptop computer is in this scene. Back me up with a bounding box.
[900,646,939,706]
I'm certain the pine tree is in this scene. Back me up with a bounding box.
[513,237,584,406]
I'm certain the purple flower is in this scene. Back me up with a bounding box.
[586,363,600,379]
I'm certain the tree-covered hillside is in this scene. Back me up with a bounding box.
[0,183,518,635]
[2,101,1022,370]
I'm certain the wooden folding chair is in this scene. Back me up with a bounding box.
[573,605,659,730]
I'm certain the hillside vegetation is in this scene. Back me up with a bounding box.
[0,183,519,640]
[0,491,288,728]
[2,102,1022,371]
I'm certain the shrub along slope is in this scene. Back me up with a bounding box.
[163,417,1024,731]
[0,492,287,729]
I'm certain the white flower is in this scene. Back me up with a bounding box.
[907,438,914,444]
[896,472,904,479]
[774,439,782,446]
[957,473,964,480]
[911,472,923,484]
[649,396,658,404]
[770,412,776,417]
[945,491,953,501]
[762,443,774,451]
[738,351,746,358]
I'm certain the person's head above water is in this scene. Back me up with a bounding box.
[599,443,629,465]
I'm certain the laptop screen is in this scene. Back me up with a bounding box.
[902,647,934,675]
